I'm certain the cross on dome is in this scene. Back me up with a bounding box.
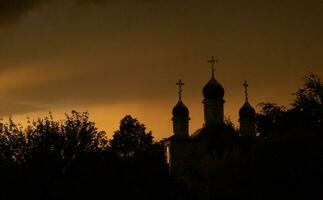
[243,80,249,101]
[207,56,218,78]
[176,79,185,101]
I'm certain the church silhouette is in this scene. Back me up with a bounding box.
[165,57,257,198]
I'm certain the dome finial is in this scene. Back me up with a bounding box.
[207,56,218,78]
[176,79,184,101]
[173,80,189,118]
[243,80,249,102]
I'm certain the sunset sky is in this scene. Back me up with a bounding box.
[0,0,322,139]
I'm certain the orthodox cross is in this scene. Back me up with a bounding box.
[176,79,185,101]
[243,80,249,101]
[207,56,218,78]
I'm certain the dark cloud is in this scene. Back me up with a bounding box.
[0,0,40,25]
[0,0,112,26]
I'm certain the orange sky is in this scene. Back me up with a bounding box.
[0,0,322,139]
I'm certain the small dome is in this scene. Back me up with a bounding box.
[239,101,256,118]
[172,100,189,118]
[203,77,225,99]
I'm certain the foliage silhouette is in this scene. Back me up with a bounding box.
[0,112,170,200]
[250,73,323,199]
[109,115,170,200]
[110,115,154,158]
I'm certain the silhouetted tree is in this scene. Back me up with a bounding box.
[293,73,323,128]
[109,115,170,200]
[62,111,107,162]
[24,111,107,170]
[0,111,110,200]
[251,73,323,199]
[0,119,25,166]
[256,103,286,137]
[0,112,171,200]
[110,115,154,158]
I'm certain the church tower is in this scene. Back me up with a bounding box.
[165,79,190,176]
[202,56,225,125]
[239,81,256,137]
[172,79,190,136]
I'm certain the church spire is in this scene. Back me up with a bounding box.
[243,80,249,102]
[203,56,225,125]
[207,56,218,78]
[239,80,256,137]
[172,79,190,136]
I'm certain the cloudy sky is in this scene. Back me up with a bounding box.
[0,0,322,139]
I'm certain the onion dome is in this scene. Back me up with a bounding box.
[202,77,225,99]
[172,100,189,118]
[239,101,256,118]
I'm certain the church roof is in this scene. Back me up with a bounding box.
[165,134,190,142]
[189,123,239,153]
[190,128,203,139]
[190,123,238,141]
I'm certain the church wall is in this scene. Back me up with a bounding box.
[167,139,192,177]
[203,99,224,124]
[172,117,189,136]
[239,118,256,136]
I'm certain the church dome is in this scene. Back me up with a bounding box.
[203,77,225,99]
[172,100,189,118]
[239,101,256,118]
